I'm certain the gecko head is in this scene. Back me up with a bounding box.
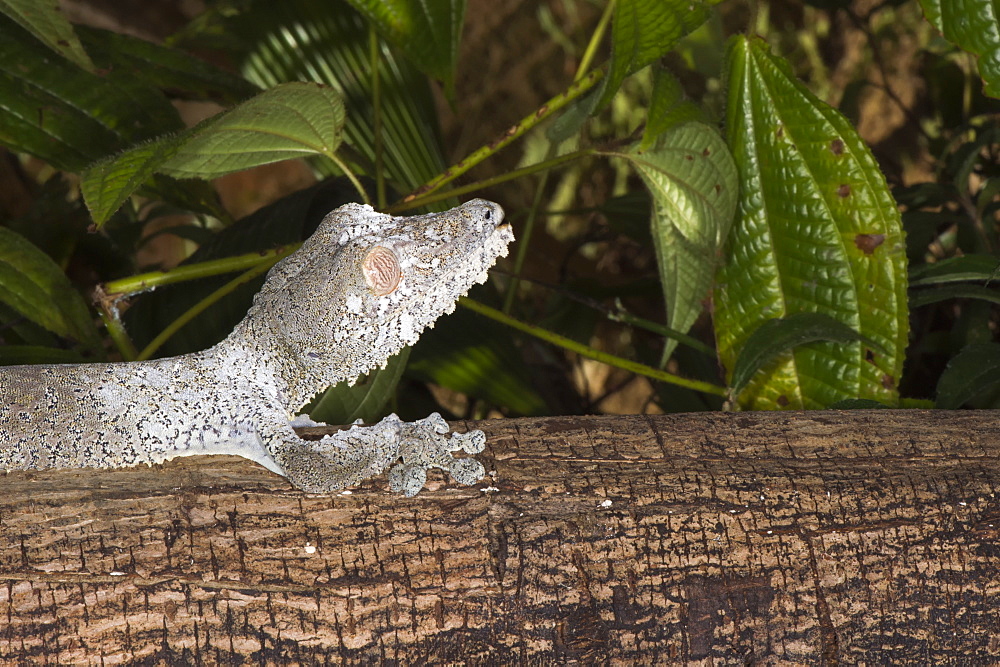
[252,199,513,390]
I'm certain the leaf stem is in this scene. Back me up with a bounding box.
[103,246,298,298]
[459,297,727,397]
[136,257,280,361]
[388,149,594,214]
[99,310,138,361]
[403,68,604,201]
[369,25,386,208]
[503,170,549,314]
[327,152,370,205]
[605,299,716,356]
[576,0,615,79]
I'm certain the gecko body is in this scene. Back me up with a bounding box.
[0,199,512,496]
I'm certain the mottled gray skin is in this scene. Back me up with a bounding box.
[0,199,512,496]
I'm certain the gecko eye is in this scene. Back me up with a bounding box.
[362,246,401,296]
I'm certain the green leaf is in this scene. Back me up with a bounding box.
[935,342,1000,408]
[909,254,1000,286]
[716,36,909,409]
[159,83,344,178]
[81,82,346,226]
[204,0,446,193]
[0,301,59,350]
[546,86,601,144]
[82,141,186,228]
[730,313,886,397]
[0,227,101,354]
[409,306,548,416]
[918,0,1000,99]
[613,122,737,363]
[600,191,652,244]
[948,126,1000,194]
[0,345,85,366]
[123,179,362,356]
[640,67,708,150]
[597,0,713,109]
[345,0,465,98]
[910,284,1000,307]
[0,13,182,172]
[0,0,95,72]
[308,349,410,424]
[77,26,258,105]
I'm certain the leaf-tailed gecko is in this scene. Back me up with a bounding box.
[0,199,513,496]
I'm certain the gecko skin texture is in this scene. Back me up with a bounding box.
[0,199,513,496]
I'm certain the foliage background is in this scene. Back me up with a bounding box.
[1,0,999,421]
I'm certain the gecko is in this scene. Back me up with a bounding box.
[0,199,513,496]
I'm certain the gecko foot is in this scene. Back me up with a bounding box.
[387,412,486,497]
[272,412,486,496]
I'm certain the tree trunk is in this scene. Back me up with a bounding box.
[2,410,999,664]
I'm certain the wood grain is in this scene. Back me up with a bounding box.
[2,410,999,664]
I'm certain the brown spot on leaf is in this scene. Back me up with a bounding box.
[776,126,784,138]
[831,139,845,155]
[685,154,694,161]
[715,184,722,194]
[703,147,711,157]
[854,233,886,255]
[882,374,895,390]
[777,395,789,407]
[866,349,876,363]
[838,184,851,198]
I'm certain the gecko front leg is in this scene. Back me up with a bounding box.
[261,413,486,496]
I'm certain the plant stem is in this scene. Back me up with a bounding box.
[369,25,386,208]
[402,68,604,201]
[576,0,615,79]
[100,310,138,361]
[103,246,298,298]
[389,150,594,214]
[459,297,727,397]
[327,152,370,205]
[503,171,548,314]
[136,258,279,361]
[605,300,716,357]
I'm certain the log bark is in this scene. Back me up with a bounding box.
[2,410,1000,664]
